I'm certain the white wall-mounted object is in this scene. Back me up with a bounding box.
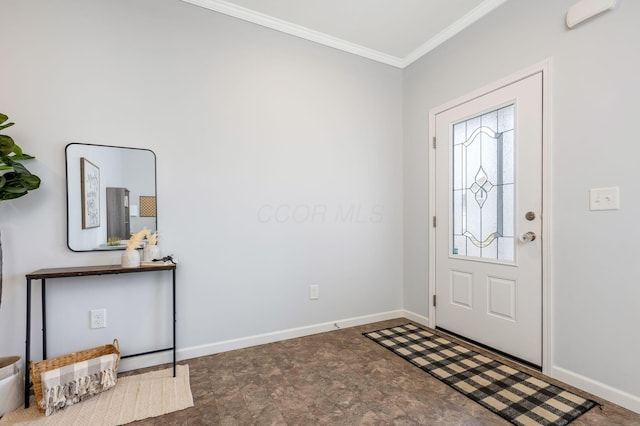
[589,187,620,210]
[309,285,319,300]
[566,0,618,29]
[90,309,107,329]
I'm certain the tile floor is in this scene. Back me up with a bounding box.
[126,318,640,425]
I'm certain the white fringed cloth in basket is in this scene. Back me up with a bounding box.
[39,353,118,416]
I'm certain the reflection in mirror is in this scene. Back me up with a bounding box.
[66,143,157,252]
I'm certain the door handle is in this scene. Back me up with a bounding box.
[519,231,536,242]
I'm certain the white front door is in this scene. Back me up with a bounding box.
[434,72,543,366]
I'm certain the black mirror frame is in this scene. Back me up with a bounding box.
[65,142,157,252]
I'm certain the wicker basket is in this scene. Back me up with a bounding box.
[30,339,120,412]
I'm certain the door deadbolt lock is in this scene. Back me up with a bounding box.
[525,211,536,221]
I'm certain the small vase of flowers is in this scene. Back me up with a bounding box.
[121,229,146,268]
[142,230,160,261]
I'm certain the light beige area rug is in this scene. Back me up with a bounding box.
[0,364,193,425]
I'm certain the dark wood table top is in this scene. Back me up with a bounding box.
[26,263,176,279]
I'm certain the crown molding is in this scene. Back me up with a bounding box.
[402,0,509,68]
[181,0,508,69]
[181,0,404,68]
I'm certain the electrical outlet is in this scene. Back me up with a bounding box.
[90,309,107,329]
[309,285,319,300]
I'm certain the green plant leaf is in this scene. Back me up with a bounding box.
[0,189,28,200]
[2,179,27,193]
[5,186,27,194]
[10,153,35,161]
[0,122,14,131]
[0,135,15,156]
[0,154,14,167]
[0,175,5,188]
[22,174,41,190]
[0,172,29,199]
[0,114,7,125]
[11,143,24,156]
[11,162,30,174]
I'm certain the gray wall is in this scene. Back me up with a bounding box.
[403,0,639,402]
[0,0,402,365]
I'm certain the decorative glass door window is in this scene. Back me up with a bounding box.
[452,104,515,261]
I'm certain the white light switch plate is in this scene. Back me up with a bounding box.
[590,187,620,210]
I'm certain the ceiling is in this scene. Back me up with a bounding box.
[181,0,509,68]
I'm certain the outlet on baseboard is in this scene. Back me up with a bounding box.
[309,285,319,300]
[90,309,107,329]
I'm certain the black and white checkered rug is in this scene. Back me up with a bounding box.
[364,323,598,426]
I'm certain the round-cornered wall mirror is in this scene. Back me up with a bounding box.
[66,143,157,252]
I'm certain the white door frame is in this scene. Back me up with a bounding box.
[427,59,553,374]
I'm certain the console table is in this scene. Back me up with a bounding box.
[24,263,176,408]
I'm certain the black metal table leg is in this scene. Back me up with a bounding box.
[25,277,31,409]
[41,278,47,359]
[172,268,176,377]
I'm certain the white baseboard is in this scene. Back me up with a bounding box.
[119,310,405,372]
[551,366,640,414]
[400,310,429,327]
